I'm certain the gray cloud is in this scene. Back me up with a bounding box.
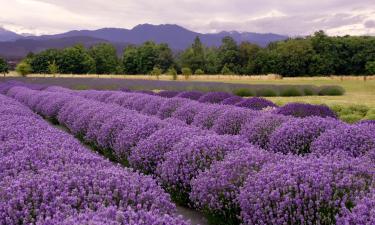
[0,0,374,35]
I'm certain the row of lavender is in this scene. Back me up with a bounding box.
[0,94,189,224]
[2,83,375,224]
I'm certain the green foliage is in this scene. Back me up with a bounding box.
[194,69,205,75]
[181,67,192,80]
[58,45,96,74]
[365,61,375,74]
[29,49,61,74]
[318,86,345,96]
[303,88,315,96]
[48,60,59,74]
[221,64,233,75]
[233,88,254,97]
[280,87,303,97]
[166,67,178,80]
[0,57,8,75]
[218,36,240,74]
[89,43,119,74]
[16,61,32,76]
[180,36,206,73]
[256,89,278,97]
[150,66,162,79]
[340,114,363,124]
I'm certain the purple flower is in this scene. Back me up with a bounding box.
[238,155,374,224]
[213,107,259,135]
[172,102,204,125]
[276,103,337,118]
[157,90,181,98]
[240,113,291,149]
[191,105,227,130]
[157,98,190,119]
[235,97,277,110]
[268,116,341,155]
[176,91,204,100]
[198,92,233,104]
[221,96,243,105]
[311,123,375,158]
[190,147,281,224]
[129,126,210,174]
[157,134,251,204]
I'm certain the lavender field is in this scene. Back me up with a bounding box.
[0,80,374,225]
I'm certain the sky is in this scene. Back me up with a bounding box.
[0,0,374,36]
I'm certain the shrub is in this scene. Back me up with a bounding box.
[157,98,190,119]
[157,90,180,98]
[129,125,209,174]
[150,66,162,79]
[194,69,205,75]
[220,96,243,105]
[190,147,280,225]
[311,123,375,158]
[213,108,258,135]
[240,113,290,149]
[181,67,192,80]
[276,103,337,118]
[280,87,302,96]
[16,61,32,76]
[268,117,341,155]
[157,134,251,205]
[340,114,363,124]
[192,105,227,130]
[319,86,345,96]
[255,89,278,97]
[303,88,315,96]
[233,88,254,97]
[337,189,375,225]
[198,92,233,104]
[172,102,204,124]
[176,91,204,100]
[239,156,374,225]
[365,61,375,74]
[53,207,190,225]
[167,67,178,80]
[235,97,277,110]
[221,65,233,75]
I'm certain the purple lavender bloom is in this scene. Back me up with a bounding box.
[157,135,251,203]
[357,120,375,125]
[221,96,244,105]
[119,87,131,92]
[311,123,375,158]
[176,91,204,100]
[235,97,277,110]
[198,92,233,104]
[141,97,166,116]
[337,188,375,225]
[157,90,181,98]
[213,107,258,135]
[131,95,163,112]
[172,102,204,125]
[190,147,281,224]
[133,90,155,95]
[238,155,374,225]
[157,98,190,119]
[240,113,291,149]
[129,126,209,174]
[51,207,190,225]
[268,116,341,155]
[276,102,337,118]
[191,105,227,130]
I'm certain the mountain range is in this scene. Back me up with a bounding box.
[0,24,288,59]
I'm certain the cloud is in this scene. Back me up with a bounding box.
[0,0,374,35]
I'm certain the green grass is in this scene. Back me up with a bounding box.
[188,78,375,107]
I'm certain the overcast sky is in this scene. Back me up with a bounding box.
[0,0,374,36]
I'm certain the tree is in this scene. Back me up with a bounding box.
[221,64,233,75]
[238,42,261,74]
[366,61,375,74]
[29,49,61,74]
[137,41,158,74]
[180,36,206,72]
[181,67,192,80]
[122,45,139,74]
[16,61,32,76]
[156,43,174,72]
[218,36,240,74]
[167,67,177,80]
[150,66,162,80]
[89,43,119,74]
[57,45,95,74]
[48,60,59,74]
[0,57,8,76]
[205,47,220,74]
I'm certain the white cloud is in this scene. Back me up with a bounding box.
[0,0,374,35]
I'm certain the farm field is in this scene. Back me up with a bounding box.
[0,80,374,225]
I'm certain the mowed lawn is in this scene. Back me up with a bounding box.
[189,77,375,107]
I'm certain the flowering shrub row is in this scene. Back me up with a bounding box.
[0,93,187,224]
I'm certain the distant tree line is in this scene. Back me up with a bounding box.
[4,31,375,77]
